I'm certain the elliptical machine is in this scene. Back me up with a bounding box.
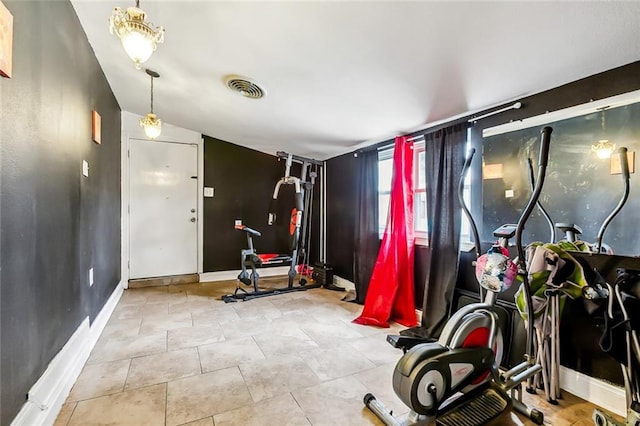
[364,127,553,426]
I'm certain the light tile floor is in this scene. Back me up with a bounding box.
[55,278,621,426]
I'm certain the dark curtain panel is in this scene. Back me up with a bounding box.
[415,123,468,337]
[353,149,379,304]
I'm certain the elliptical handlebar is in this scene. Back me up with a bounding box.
[459,148,482,259]
[594,147,630,253]
[527,158,555,243]
[515,126,553,359]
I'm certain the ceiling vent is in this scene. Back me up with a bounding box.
[225,76,265,99]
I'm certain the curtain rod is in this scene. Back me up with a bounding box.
[356,119,465,155]
[355,99,522,155]
[354,135,422,157]
[468,102,522,123]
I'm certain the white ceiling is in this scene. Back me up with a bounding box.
[71,1,640,160]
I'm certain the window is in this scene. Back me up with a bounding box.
[377,142,426,239]
[377,135,472,246]
[377,148,393,237]
[414,145,427,236]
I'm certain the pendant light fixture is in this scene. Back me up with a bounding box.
[109,0,165,69]
[140,69,162,139]
[591,107,615,159]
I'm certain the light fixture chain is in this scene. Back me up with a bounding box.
[150,74,154,113]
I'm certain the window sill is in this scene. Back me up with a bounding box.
[377,237,473,251]
[459,241,476,252]
[415,237,428,247]
[413,240,476,252]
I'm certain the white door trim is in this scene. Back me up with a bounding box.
[121,111,203,288]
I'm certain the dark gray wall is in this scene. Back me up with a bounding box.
[0,2,121,423]
[203,136,321,272]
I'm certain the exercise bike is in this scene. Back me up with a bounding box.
[364,127,553,426]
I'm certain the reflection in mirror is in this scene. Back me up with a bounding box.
[482,97,639,256]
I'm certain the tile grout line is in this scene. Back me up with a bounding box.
[164,379,168,426]
[196,345,204,375]
[289,391,313,425]
[123,357,133,393]
[62,401,78,426]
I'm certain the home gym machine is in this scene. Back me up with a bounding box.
[364,127,553,425]
[223,151,335,302]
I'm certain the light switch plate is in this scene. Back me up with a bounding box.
[89,267,94,287]
[204,187,214,197]
[505,189,514,198]
[82,160,89,177]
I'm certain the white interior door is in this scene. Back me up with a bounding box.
[129,139,198,279]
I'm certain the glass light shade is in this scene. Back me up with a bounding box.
[121,30,155,68]
[109,6,164,69]
[592,140,615,159]
[140,113,162,139]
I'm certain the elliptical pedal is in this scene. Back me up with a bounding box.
[436,387,510,426]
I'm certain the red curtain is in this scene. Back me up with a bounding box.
[353,136,417,328]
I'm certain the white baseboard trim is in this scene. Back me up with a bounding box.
[560,366,626,417]
[11,318,91,426]
[11,281,124,426]
[200,266,290,283]
[88,281,124,350]
[334,275,355,291]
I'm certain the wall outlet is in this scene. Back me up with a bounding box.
[505,189,514,198]
[235,219,242,227]
[82,160,89,177]
[89,267,94,287]
[204,187,214,197]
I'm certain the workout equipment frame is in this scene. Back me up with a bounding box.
[533,147,630,405]
[223,151,340,302]
[580,265,640,426]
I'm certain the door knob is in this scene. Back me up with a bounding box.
[190,217,196,222]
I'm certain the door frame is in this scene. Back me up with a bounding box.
[121,111,204,288]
